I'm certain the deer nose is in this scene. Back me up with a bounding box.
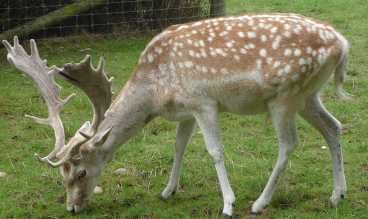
[70,208,76,214]
[67,205,82,214]
[67,205,75,213]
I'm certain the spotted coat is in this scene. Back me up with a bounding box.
[120,13,348,116]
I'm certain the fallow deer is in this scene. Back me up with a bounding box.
[3,13,351,216]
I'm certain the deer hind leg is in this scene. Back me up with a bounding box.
[299,94,346,207]
[194,106,235,217]
[161,119,196,199]
[252,100,298,214]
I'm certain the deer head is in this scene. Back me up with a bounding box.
[2,37,113,213]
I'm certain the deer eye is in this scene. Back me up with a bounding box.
[77,170,87,179]
[63,163,71,173]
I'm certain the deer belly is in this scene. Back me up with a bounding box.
[217,94,267,115]
[209,76,268,114]
[161,110,194,121]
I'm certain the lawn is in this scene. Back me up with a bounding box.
[0,0,367,218]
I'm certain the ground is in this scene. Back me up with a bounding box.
[0,0,367,218]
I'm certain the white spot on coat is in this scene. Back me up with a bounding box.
[154,47,163,54]
[238,32,245,38]
[272,35,282,49]
[270,27,278,33]
[266,57,273,64]
[273,61,281,68]
[284,48,292,56]
[199,40,205,47]
[312,50,317,57]
[261,35,268,42]
[256,59,263,68]
[247,32,257,38]
[226,42,233,48]
[299,58,307,65]
[284,65,291,74]
[225,25,232,31]
[215,48,227,56]
[219,31,228,36]
[240,48,247,54]
[283,31,291,38]
[306,47,313,54]
[189,50,195,57]
[277,69,284,76]
[221,68,229,74]
[294,49,302,56]
[259,49,267,57]
[200,48,207,58]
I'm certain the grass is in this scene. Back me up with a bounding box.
[0,0,367,218]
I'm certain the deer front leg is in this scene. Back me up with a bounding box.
[161,119,196,199]
[252,102,298,214]
[194,106,235,217]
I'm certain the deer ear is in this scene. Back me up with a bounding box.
[77,121,92,137]
[93,126,112,146]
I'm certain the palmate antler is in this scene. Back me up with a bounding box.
[48,55,114,166]
[59,54,113,136]
[2,36,113,167]
[2,36,74,164]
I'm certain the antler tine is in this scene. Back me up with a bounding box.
[58,54,113,136]
[82,54,92,65]
[96,56,104,72]
[2,36,74,165]
[30,39,41,60]
[35,142,77,167]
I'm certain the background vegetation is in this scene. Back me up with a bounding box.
[0,0,367,218]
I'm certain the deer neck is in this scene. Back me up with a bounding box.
[97,78,155,161]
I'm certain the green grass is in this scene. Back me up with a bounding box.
[1,0,368,218]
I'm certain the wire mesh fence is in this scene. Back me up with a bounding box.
[0,0,225,40]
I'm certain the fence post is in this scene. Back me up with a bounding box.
[210,0,225,17]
